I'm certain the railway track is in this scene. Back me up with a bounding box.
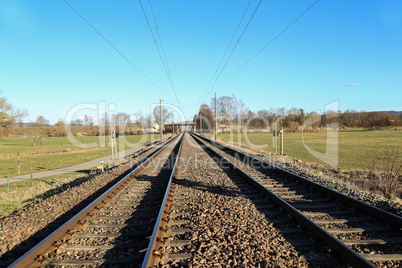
[8,132,401,267]
[191,133,402,268]
[9,134,184,267]
[0,138,172,267]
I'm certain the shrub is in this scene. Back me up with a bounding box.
[360,145,402,199]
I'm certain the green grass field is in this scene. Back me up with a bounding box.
[0,134,161,178]
[208,129,401,170]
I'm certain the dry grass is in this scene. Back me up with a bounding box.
[357,145,402,199]
[0,171,89,218]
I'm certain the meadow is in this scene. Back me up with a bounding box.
[209,128,401,170]
[0,134,161,178]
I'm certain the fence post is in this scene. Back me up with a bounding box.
[7,171,10,203]
[18,151,20,175]
[30,168,33,186]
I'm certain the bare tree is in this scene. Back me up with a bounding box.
[133,112,145,134]
[153,106,172,132]
[0,96,28,136]
[83,115,96,136]
[111,112,132,135]
[29,115,49,146]
[217,95,237,125]
[145,114,152,126]
[100,112,110,136]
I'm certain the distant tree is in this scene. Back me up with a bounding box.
[145,114,153,126]
[198,104,214,132]
[54,119,65,137]
[193,114,199,131]
[100,112,110,136]
[29,115,49,146]
[286,107,300,127]
[0,96,28,136]
[257,109,274,126]
[246,111,265,129]
[111,113,132,135]
[324,110,339,127]
[299,109,305,125]
[83,115,96,136]
[217,95,237,124]
[305,111,321,128]
[342,110,360,127]
[133,112,145,134]
[153,106,172,133]
[71,118,83,126]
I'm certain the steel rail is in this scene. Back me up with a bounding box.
[9,135,179,268]
[141,134,184,268]
[193,133,402,227]
[191,133,376,268]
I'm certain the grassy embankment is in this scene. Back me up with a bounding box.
[209,128,401,170]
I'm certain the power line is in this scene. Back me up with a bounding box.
[139,0,181,107]
[211,0,263,89]
[199,0,263,104]
[149,0,182,108]
[201,0,253,100]
[63,0,172,97]
[217,0,320,88]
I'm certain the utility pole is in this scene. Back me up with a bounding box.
[111,131,115,160]
[160,99,163,141]
[280,128,284,155]
[239,101,242,143]
[115,131,118,160]
[214,92,217,140]
[200,114,202,134]
[172,114,174,136]
[274,121,277,155]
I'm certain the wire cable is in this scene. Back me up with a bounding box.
[149,0,182,108]
[139,0,181,107]
[201,0,253,100]
[199,0,263,105]
[63,0,171,96]
[217,0,320,88]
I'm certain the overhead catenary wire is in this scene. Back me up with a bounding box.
[139,0,182,108]
[148,0,172,86]
[199,0,263,105]
[62,0,172,97]
[201,0,253,101]
[216,0,321,88]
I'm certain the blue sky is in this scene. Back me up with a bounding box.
[1,0,401,124]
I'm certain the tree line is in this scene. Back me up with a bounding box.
[1,94,400,144]
[1,96,180,145]
[194,94,401,132]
